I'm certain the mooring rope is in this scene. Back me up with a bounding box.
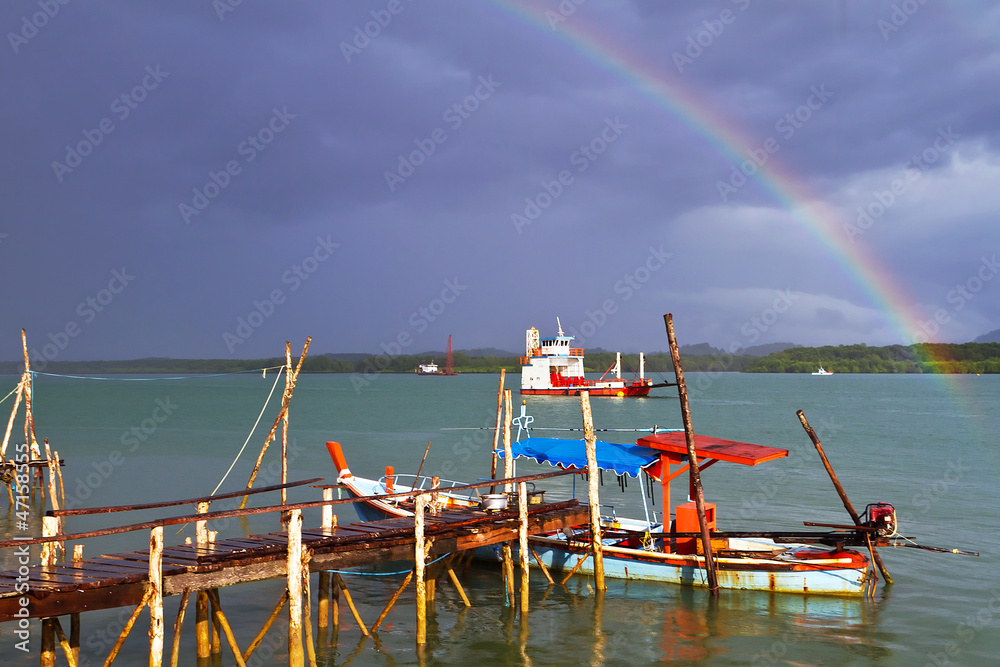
[210,365,286,496]
[31,367,285,381]
[327,552,454,577]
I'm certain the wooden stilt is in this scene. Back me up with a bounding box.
[445,565,471,607]
[530,546,554,584]
[71,545,82,664]
[240,338,311,509]
[501,542,515,605]
[502,390,513,492]
[664,314,719,596]
[194,501,210,660]
[333,573,368,636]
[490,369,505,489]
[797,409,894,585]
[517,481,530,615]
[560,552,590,585]
[206,589,248,667]
[372,570,413,633]
[241,591,288,662]
[41,514,59,667]
[103,587,152,667]
[149,526,164,667]
[302,548,317,667]
[54,448,66,510]
[287,507,305,667]
[281,343,291,507]
[168,589,190,667]
[415,493,428,645]
[0,377,23,462]
[580,392,606,591]
[52,617,78,667]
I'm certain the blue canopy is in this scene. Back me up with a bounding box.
[498,437,662,478]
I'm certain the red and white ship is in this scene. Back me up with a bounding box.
[520,320,664,397]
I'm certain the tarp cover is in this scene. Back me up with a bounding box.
[499,437,661,478]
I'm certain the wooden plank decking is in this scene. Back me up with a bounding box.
[0,500,586,622]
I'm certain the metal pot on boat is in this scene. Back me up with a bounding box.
[480,494,508,511]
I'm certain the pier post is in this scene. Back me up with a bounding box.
[415,493,428,645]
[517,481,530,616]
[580,392,606,591]
[40,516,58,667]
[490,369,505,487]
[318,487,334,643]
[149,526,164,667]
[287,508,305,667]
[71,545,83,664]
[194,501,211,660]
[664,313,719,596]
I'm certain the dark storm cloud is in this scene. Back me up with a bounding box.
[1,0,997,361]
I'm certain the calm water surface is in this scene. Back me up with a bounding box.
[1,371,997,665]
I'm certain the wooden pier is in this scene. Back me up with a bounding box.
[0,472,587,665]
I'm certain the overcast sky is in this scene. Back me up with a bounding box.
[2,1,998,362]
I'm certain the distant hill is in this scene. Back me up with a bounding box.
[679,342,798,357]
[974,329,1000,344]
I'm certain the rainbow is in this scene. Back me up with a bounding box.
[483,0,939,348]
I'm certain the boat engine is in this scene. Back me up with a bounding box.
[864,502,897,537]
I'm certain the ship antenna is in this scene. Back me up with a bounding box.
[556,317,564,336]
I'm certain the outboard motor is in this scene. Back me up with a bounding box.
[865,502,897,537]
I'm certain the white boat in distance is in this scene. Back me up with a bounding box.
[812,367,834,375]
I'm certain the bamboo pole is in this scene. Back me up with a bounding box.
[52,618,78,667]
[71,545,83,664]
[502,390,513,493]
[529,546,554,584]
[302,548,317,667]
[43,439,59,513]
[664,314,719,596]
[149,526,164,667]
[580,392,606,591]
[0,378,23,462]
[168,589,190,667]
[194,501,211,660]
[241,591,288,662]
[517,480,530,614]
[559,552,590,585]
[102,588,152,667]
[415,492,428,645]
[281,342,291,506]
[206,589,248,667]
[372,570,413,633]
[287,508,305,667]
[797,409,893,585]
[240,337,311,509]
[318,487,333,642]
[54,448,66,512]
[490,369,506,486]
[333,573,368,636]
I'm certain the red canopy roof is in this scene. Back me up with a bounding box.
[636,432,788,466]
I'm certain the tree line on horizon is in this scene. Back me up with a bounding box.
[3,342,1000,375]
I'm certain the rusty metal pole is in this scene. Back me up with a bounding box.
[797,409,893,585]
[664,314,719,596]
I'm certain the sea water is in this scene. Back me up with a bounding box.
[0,371,997,666]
